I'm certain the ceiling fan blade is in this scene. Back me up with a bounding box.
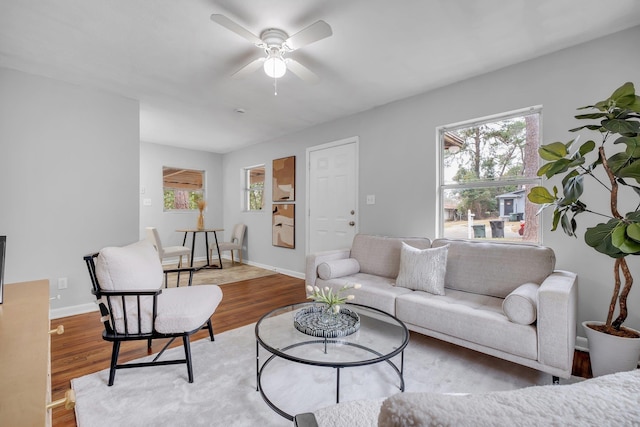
[231,57,265,79]
[284,20,332,51]
[285,59,319,83]
[210,14,263,46]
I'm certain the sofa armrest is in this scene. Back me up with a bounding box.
[537,270,578,376]
[293,412,319,427]
[305,249,351,288]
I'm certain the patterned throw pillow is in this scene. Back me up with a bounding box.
[396,243,448,295]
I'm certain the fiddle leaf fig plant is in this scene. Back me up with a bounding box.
[528,82,640,337]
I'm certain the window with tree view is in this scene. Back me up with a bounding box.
[439,107,542,243]
[245,165,265,211]
[163,167,205,211]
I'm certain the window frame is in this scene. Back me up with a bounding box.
[436,106,543,242]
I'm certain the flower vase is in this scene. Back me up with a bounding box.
[320,305,340,326]
[197,211,204,230]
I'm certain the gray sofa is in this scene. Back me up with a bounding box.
[305,234,578,380]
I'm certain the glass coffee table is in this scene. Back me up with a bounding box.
[255,302,409,420]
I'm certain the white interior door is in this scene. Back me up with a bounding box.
[306,137,358,254]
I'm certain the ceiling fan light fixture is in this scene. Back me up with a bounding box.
[263,56,287,79]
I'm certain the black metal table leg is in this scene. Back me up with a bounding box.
[204,231,211,267]
[189,232,196,268]
[212,231,223,268]
[336,367,341,403]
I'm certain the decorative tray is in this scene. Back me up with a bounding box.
[294,305,360,338]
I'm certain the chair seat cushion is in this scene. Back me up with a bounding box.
[155,285,223,334]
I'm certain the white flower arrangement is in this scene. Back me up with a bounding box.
[306,283,362,314]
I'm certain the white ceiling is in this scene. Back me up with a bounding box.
[2,1,640,153]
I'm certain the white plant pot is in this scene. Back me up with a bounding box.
[583,321,640,377]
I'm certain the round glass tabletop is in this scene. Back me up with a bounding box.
[255,302,409,367]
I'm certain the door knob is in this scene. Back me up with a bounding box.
[349,221,355,226]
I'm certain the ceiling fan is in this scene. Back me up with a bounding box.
[210,14,332,84]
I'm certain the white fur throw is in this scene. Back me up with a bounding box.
[378,369,640,426]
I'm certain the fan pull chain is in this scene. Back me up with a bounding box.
[274,75,278,96]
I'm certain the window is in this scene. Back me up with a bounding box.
[438,107,542,243]
[163,167,205,211]
[245,165,265,211]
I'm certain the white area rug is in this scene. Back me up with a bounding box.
[72,318,578,427]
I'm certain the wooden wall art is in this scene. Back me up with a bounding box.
[272,204,295,249]
[272,156,295,202]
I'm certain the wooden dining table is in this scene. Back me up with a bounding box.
[177,228,224,270]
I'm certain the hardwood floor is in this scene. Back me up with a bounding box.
[50,273,591,426]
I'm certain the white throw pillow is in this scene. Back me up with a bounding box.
[317,258,361,280]
[502,282,539,325]
[396,243,448,295]
[96,240,163,291]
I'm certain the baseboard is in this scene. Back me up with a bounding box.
[50,302,98,320]
[188,255,305,279]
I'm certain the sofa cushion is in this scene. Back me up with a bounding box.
[432,238,555,298]
[317,258,361,280]
[396,243,448,295]
[395,289,537,360]
[502,282,539,325]
[350,234,432,278]
[317,273,413,315]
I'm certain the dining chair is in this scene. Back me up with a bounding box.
[83,240,223,386]
[146,226,191,267]
[211,223,246,264]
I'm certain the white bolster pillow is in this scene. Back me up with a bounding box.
[502,282,539,325]
[317,258,361,280]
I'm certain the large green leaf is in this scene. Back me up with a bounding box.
[544,158,572,178]
[614,136,640,158]
[579,140,596,156]
[561,173,584,204]
[612,224,640,254]
[569,124,603,133]
[607,152,632,174]
[617,161,640,183]
[602,119,640,135]
[575,112,609,120]
[536,162,554,177]
[528,186,555,204]
[627,223,640,243]
[626,211,640,222]
[609,82,636,108]
[560,212,574,236]
[585,221,626,258]
[539,142,568,161]
[551,209,561,232]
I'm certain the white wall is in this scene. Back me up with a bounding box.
[139,141,223,260]
[222,26,640,334]
[0,67,140,314]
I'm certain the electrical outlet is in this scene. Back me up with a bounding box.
[143,198,152,206]
[57,277,68,290]
[366,194,376,205]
